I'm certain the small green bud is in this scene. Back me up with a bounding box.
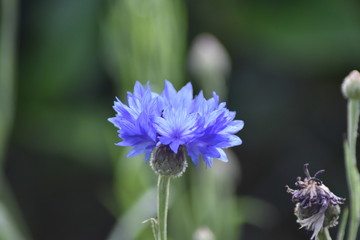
[150,145,188,177]
[341,70,360,99]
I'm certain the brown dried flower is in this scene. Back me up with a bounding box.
[286,164,345,240]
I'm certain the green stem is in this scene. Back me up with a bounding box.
[345,99,360,240]
[318,228,332,240]
[337,208,349,240]
[157,175,171,240]
[324,228,332,240]
[150,218,159,240]
[348,100,360,151]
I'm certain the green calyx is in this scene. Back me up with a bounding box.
[150,145,188,177]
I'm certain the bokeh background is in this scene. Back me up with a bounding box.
[1,0,360,239]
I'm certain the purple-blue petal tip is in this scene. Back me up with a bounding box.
[109,80,244,166]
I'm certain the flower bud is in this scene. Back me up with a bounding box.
[192,226,215,240]
[150,145,188,177]
[188,33,231,97]
[341,70,360,99]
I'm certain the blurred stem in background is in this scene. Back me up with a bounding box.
[341,70,360,240]
[104,0,186,239]
[103,0,186,90]
[188,33,231,99]
[0,0,30,239]
[0,0,17,163]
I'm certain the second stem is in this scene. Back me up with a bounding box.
[345,99,360,240]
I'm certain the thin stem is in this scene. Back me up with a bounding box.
[348,100,360,151]
[157,175,171,240]
[324,228,332,240]
[337,208,349,240]
[151,219,159,240]
[345,99,360,240]
[318,228,332,240]
[142,218,158,240]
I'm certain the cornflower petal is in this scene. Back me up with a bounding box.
[175,82,193,110]
[162,80,177,103]
[216,148,229,162]
[154,108,199,153]
[133,81,147,97]
[161,80,193,111]
[109,80,243,166]
[221,120,244,134]
[108,82,161,160]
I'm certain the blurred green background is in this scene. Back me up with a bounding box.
[1,0,360,239]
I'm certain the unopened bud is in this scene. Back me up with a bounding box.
[341,70,360,99]
[150,145,188,177]
[188,33,231,97]
[192,226,215,240]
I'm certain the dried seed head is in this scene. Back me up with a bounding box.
[286,164,345,240]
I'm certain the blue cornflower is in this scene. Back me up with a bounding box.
[109,80,243,169]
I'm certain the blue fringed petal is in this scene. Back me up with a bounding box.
[109,80,244,166]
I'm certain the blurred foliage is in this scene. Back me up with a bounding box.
[170,157,279,240]
[103,0,186,239]
[17,0,106,165]
[1,0,31,239]
[1,0,359,239]
[103,0,186,90]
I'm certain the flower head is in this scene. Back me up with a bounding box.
[109,81,243,171]
[286,164,345,240]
